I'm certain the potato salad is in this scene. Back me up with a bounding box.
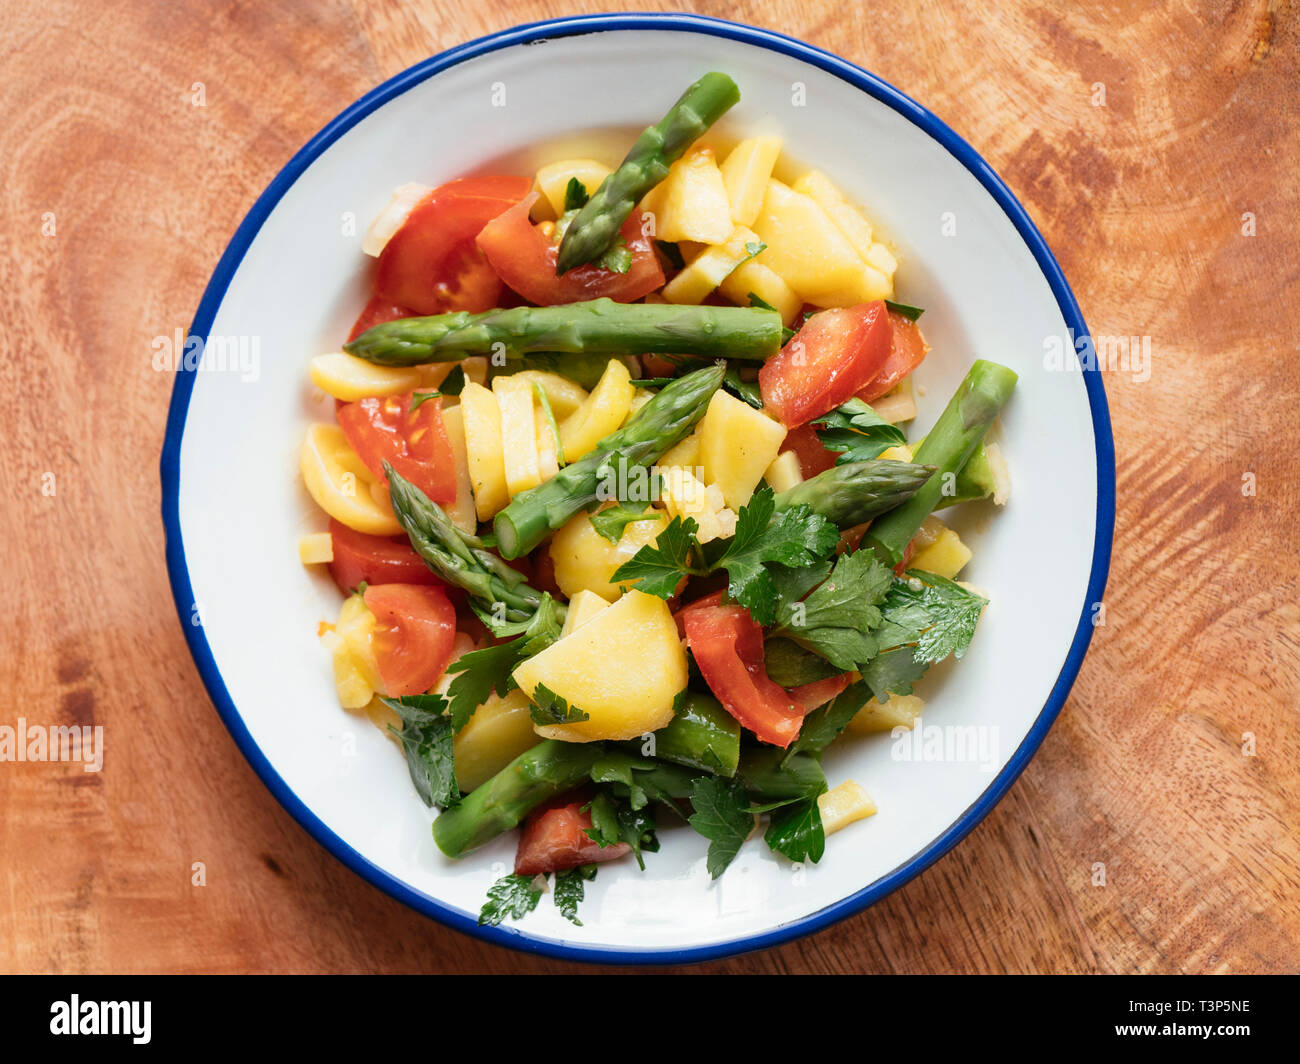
[298,72,1016,927]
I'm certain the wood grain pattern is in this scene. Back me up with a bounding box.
[1,0,1297,974]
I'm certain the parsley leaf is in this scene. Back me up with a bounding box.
[713,487,838,625]
[884,298,924,321]
[408,390,441,413]
[861,645,929,701]
[529,682,591,726]
[658,240,686,270]
[584,791,659,870]
[687,776,755,880]
[784,680,871,761]
[722,365,764,410]
[438,365,466,397]
[553,866,596,926]
[742,240,767,260]
[813,397,907,465]
[763,636,844,687]
[445,595,564,730]
[764,798,826,864]
[532,382,565,468]
[589,498,660,544]
[609,514,700,599]
[772,549,894,670]
[590,749,694,816]
[563,176,589,212]
[880,571,988,663]
[380,693,458,808]
[478,873,544,926]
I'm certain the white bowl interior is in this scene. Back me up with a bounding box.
[174,27,1099,955]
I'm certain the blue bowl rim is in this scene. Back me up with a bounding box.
[160,11,1115,966]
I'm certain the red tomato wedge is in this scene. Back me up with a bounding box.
[362,584,457,697]
[326,519,443,594]
[374,176,531,315]
[759,301,892,427]
[476,191,664,306]
[337,393,457,505]
[683,603,805,748]
[780,423,839,479]
[515,799,631,876]
[347,296,416,343]
[788,674,850,713]
[857,310,930,402]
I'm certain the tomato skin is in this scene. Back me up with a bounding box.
[759,302,892,427]
[683,603,805,748]
[337,392,457,505]
[347,297,416,343]
[476,191,665,306]
[515,799,631,876]
[362,584,457,697]
[857,310,930,402]
[374,176,531,315]
[327,519,443,594]
[780,424,839,479]
[788,673,850,713]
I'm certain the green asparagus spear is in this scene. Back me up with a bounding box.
[344,299,782,367]
[772,459,936,528]
[385,464,556,623]
[862,359,1017,564]
[648,692,741,777]
[555,72,740,273]
[432,739,603,858]
[905,432,997,507]
[738,748,827,802]
[494,364,725,559]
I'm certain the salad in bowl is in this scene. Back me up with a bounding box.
[296,71,1015,929]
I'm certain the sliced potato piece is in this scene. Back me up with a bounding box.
[818,780,878,836]
[535,405,560,482]
[806,261,893,307]
[660,466,736,543]
[752,180,866,304]
[515,590,687,742]
[791,170,875,259]
[493,375,542,497]
[549,506,669,601]
[300,423,402,535]
[560,589,612,637]
[763,450,803,493]
[534,158,612,219]
[910,523,972,580]
[453,689,542,792]
[362,182,431,257]
[641,146,732,244]
[298,531,334,565]
[869,377,918,424]
[718,258,803,326]
[658,430,701,472]
[309,352,422,401]
[720,136,782,226]
[699,390,787,510]
[848,693,925,735]
[440,404,478,534]
[662,225,763,305]
[559,358,633,462]
[459,381,509,520]
[502,370,589,419]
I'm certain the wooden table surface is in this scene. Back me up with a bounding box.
[2,0,1297,975]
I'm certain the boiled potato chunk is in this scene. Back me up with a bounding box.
[699,390,787,509]
[849,693,924,735]
[560,589,612,637]
[718,259,803,325]
[298,532,334,565]
[515,591,687,742]
[763,450,803,493]
[503,370,589,419]
[806,261,893,307]
[818,780,878,836]
[550,506,668,601]
[658,430,701,472]
[440,404,478,534]
[720,136,782,226]
[910,523,972,579]
[459,381,509,520]
[752,180,865,304]
[640,146,732,244]
[453,689,541,792]
[792,170,874,259]
[869,377,917,424]
[300,423,402,535]
[535,158,612,219]
[559,358,633,462]
[309,351,422,401]
[659,466,736,543]
[323,594,382,709]
[662,225,763,305]
[493,375,542,497]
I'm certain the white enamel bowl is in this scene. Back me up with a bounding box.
[162,14,1113,963]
